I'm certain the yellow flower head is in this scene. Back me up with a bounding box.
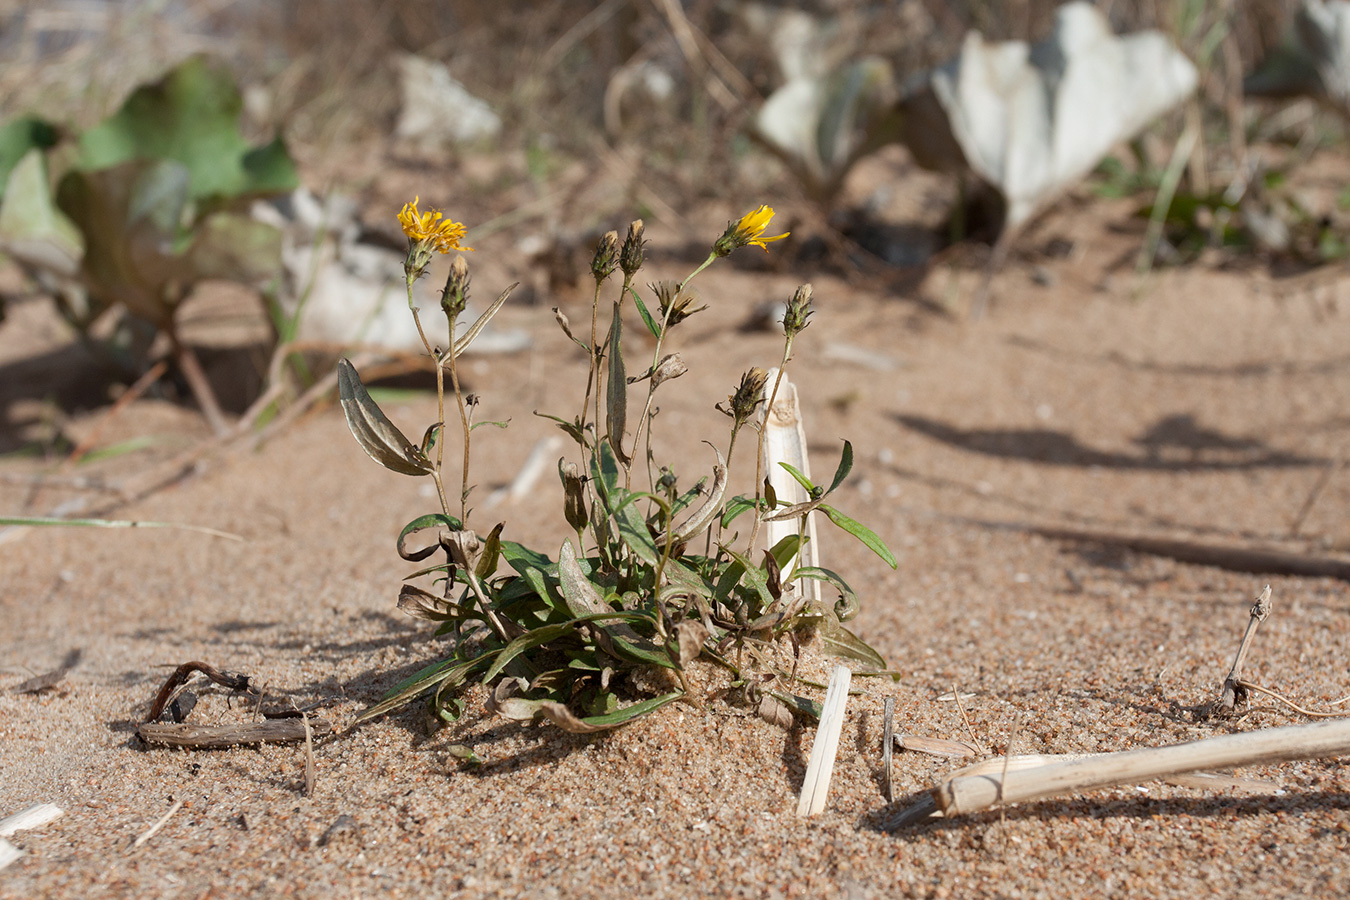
[398,196,472,254]
[714,205,789,257]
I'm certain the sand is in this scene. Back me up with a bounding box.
[2,178,1349,899]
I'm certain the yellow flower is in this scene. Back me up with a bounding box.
[714,205,789,257]
[398,196,472,254]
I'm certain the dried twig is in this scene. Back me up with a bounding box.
[894,717,1350,823]
[1214,585,1273,716]
[1238,681,1350,719]
[144,660,257,723]
[137,718,333,749]
[302,713,317,797]
[882,696,895,803]
[131,799,183,849]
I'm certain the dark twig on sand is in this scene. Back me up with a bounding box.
[144,660,257,723]
[137,718,333,749]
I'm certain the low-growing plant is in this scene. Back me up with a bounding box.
[339,200,897,732]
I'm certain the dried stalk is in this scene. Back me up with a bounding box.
[797,665,851,816]
[1215,585,1273,716]
[138,718,333,749]
[907,717,1350,821]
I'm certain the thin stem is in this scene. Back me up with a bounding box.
[407,277,452,518]
[679,252,717,292]
[445,318,472,524]
[579,279,604,436]
[746,337,794,555]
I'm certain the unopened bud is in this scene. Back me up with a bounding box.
[441,254,471,321]
[620,220,645,278]
[592,231,619,283]
[782,283,813,337]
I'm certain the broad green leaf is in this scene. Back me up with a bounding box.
[826,440,854,496]
[819,504,898,569]
[483,622,577,682]
[337,358,436,476]
[78,55,298,200]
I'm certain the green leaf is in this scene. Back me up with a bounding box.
[632,289,661,339]
[337,358,436,476]
[826,440,853,496]
[790,565,860,621]
[819,504,897,569]
[767,689,822,722]
[78,55,297,201]
[610,488,661,567]
[720,494,757,528]
[810,611,886,670]
[0,149,82,277]
[0,116,59,194]
[356,652,496,722]
[538,691,683,732]
[483,622,577,682]
[475,522,504,580]
[779,462,817,495]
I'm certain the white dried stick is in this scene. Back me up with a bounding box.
[933,717,1350,817]
[0,803,63,837]
[761,368,820,606]
[797,664,852,816]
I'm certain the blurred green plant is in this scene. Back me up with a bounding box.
[339,203,896,733]
[0,55,298,432]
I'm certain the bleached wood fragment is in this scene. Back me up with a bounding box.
[797,665,852,816]
[761,368,820,607]
[931,718,1350,817]
[0,803,63,837]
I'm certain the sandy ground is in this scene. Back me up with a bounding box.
[1,173,1349,899]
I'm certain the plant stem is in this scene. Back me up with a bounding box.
[445,319,472,524]
[746,339,793,556]
[580,279,604,436]
[406,278,452,519]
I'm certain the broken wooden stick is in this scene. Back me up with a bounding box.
[904,717,1350,821]
[797,665,851,816]
[1215,585,1273,716]
[138,717,333,749]
[144,660,257,723]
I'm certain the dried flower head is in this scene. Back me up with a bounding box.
[620,220,646,278]
[719,367,769,426]
[782,283,814,338]
[441,254,471,320]
[713,205,789,258]
[651,280,708,328]
[592,230,619,283]
[399,196,471,282]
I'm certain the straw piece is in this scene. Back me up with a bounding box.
[797,665,852,816]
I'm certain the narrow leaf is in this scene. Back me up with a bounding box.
[539,691,683,732]
[475,522,504,580]
[819,504,898,569]
[826,440,854,496]
[605,302,628,464]
[812,612,887,669]
[778,462,817,495]
[452,284,516,357]
[790,565,860,622]
[632,290,661,339]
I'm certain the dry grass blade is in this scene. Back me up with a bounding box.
[896,734,981,758]
[452,284,518,358]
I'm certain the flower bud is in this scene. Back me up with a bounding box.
[441,254,471,321]
[620,219,645,278]
[592,230,619,283]
[782,283,814,337]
